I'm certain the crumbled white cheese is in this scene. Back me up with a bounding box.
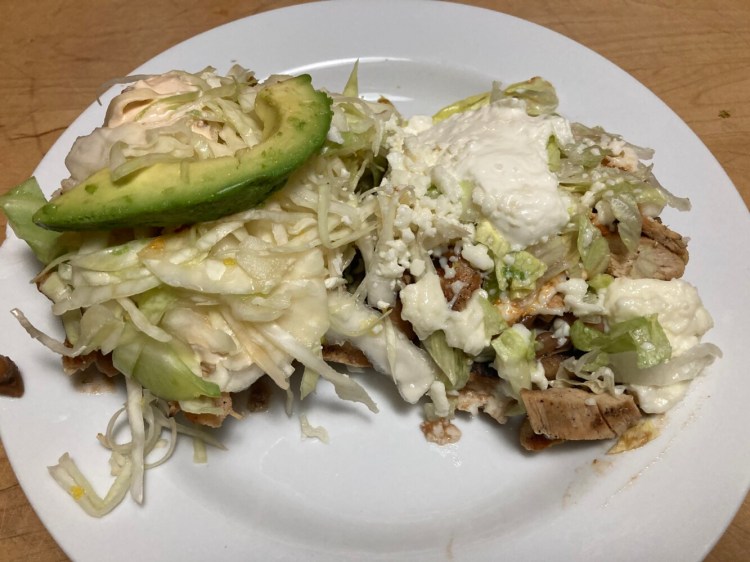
[556,278,605,316]
[414,99,572,249]
[605,138,640,172]
[461,241,494,271]
[377,98,573,284]
[552,317,571,346]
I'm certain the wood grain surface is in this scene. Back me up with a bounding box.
[0,1,748,561]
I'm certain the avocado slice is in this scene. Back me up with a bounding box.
[33,74,332,231]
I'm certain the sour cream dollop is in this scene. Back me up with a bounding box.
[390,99,573,249]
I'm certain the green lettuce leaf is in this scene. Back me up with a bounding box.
[0,177,69,264]
[570,314,672,369]
[113,330,220,401]
[491,325,539,398]
[576,215,610,277]
[433,92,490,123]
[503,77,559,116]
[422,330,471,390]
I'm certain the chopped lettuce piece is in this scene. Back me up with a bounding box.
[576,214,610,277]
[588,273,614,292]
[491,324,541,398]
[422,330,471,390]
[475,219,510,258]
[547,136,561,172]
[113,332,221,401]
[570,314,672,369]
[609,193,642,253]
[0,177,70,264]
[300,366,321,400]
[342,60,360,98]
[477,294,507,338]
[503,77,559,116]
[611,342,721,386]
[433,92,490,123]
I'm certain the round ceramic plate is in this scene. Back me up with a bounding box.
[1,1,748,560]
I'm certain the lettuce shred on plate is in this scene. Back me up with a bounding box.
[0,66,720,515]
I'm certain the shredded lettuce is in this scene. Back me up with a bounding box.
[49,383,225,516]
[65,66,263,185]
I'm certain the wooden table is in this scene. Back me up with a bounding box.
[1,1,748,560]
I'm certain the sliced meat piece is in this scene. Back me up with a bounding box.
[435,255,482,311]
[630,238,687,280]
[535,330,571,357]
[455,367,513,424]
[93,353,120,377]
[183,393,233,428]
[533,329,572,381]
[322,341,372,368]
[540,354,567,381]
[640,216,689,263]
[519,418,563,451]
[520,387,641,441]
[607,233,686,281]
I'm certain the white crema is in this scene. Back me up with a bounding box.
[414,99,573,249]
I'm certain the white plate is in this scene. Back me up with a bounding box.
[1,1,748,560]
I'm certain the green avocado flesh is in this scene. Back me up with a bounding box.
[33,74,333,231]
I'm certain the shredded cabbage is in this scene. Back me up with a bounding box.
[0,66,720,516]
[48,382,224,516]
